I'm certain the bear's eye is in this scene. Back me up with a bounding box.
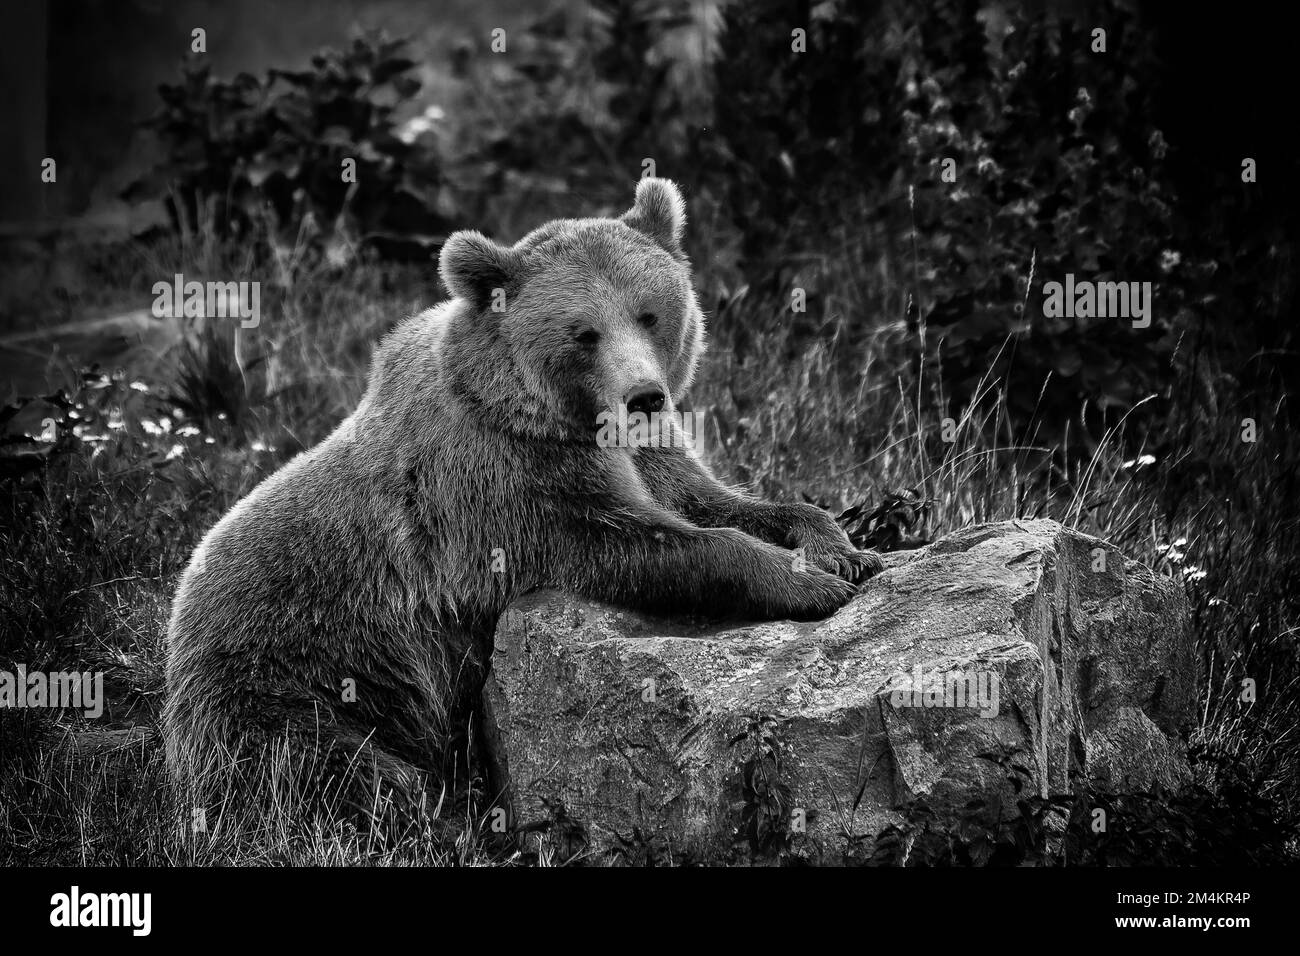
[574,328,600,347]
[637,312,659,328]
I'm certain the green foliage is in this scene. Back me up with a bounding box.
[708,0,897,279]
[731,716,800,856]
[835,488,934,552]
[130,34,449,261]
[702,0,1300,434]
[706,0,1237,425]
[0,370,257,652]
[131,8,699,255]
[870,744,1295,866]
[449,0,695,229]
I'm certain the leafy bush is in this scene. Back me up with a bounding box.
[129,34,450,262]
[704,0,1264,428]
[446,0,697,231]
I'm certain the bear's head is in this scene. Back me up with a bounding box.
[438,178,705,439]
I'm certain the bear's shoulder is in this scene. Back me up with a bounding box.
[362,302,462,401]
[378,302,458,362]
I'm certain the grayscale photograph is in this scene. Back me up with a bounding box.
[0,0,1293,936]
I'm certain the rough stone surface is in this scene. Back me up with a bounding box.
[484,519,1197,864]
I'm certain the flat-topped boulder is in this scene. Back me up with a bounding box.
[482,519,1197,864]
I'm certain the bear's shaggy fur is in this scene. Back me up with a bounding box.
[163,179,880,815]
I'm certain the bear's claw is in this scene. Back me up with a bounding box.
[808,544,883,585]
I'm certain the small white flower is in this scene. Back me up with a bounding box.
[1121,454,1158,470]
[396,104,446,144]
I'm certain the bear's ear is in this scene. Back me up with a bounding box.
[620,178,686,256]
[439,230,522,306]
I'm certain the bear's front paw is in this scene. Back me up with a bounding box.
[779,503,883,585]
[801,542,884,585]
[778,567,858,621]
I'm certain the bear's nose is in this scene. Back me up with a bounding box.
[625,386,665,417]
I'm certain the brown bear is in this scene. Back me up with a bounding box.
[163,178,880,817]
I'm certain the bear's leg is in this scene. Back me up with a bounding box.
[548,501,857,620]
[306,725,439,822]
[632,444,883,584]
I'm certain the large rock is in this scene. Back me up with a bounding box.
[483,519,1197,864]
